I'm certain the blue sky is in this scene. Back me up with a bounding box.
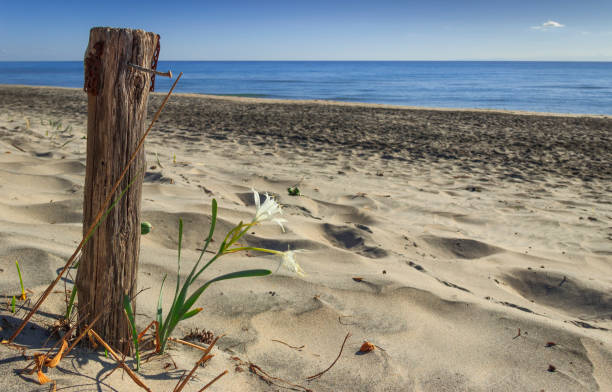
[1,0,611,61]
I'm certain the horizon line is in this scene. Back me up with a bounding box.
[1,59,612,63]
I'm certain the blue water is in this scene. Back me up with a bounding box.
[1,61,611,115]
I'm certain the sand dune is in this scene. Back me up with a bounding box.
[0,84,611,391]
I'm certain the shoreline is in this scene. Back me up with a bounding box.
[1,83,610,118]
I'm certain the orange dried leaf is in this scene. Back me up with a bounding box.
[46,340,68,368]
[37,369,52,384]
[34,353,47,370]
[352,277,364,282]
[359,341,375,353]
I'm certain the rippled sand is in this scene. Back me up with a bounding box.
[1,85,611,391]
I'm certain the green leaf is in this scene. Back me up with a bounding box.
[15,260,25,300]
[181,307,202,321]
[175,218,183,299]
[65,286,78,319]
[156,275,166,328]
[123,294,140,371]
[166,200,219,334]
[180,269,271,316]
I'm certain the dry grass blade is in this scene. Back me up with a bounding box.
[63,311,103,358]
[137,320,158,342]
[89,329,152,392]
[173,335,222,392]
[169,336,223,353]
[9,73,183,343]
[272,339,305,350]
[249,363,312,392]
[173,353,214,392]
[197,369,228,392]
[306,332,351,381]
[169,337,207,352]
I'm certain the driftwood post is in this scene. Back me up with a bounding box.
[77,27,159,353]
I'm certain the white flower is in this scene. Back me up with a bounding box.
[275,250,306,276]
[252,188,287,231]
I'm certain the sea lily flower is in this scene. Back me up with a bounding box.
[275,250,306,276]
[252,188,287,231]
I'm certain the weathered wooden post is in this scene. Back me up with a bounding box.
[77,27,159,353]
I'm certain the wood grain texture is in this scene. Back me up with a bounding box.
[77,27,157,353]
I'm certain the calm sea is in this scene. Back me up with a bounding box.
[1,61,611,115]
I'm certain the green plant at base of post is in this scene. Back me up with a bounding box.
[123,294,140,371]
[64,287,78,320]
[10,296,16,313]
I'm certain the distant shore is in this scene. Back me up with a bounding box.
[2,83,612,118]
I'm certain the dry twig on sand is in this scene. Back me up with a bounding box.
[197,369,228,391]
[172,335,222,392]
[168,335,224,353]
[306,332,351,381]
[89,329,151,392]
[249,363,313,392]
[271,339,305,351]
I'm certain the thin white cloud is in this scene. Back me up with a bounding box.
[532,20,565,30]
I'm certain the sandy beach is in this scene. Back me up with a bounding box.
[0,84,611,391]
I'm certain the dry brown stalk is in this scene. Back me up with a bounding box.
[169,337,206,352]
[271,339,305,350]
[89,329,152,392]
[137,320,158,343]
[172,334,222,392]
[168,336,222,353]
[173,354,214,392]
[197,369,229,392]
[306,332,351,381]
[63,312,103,358]
[99,351,128,383]
[9,73,183,343]
[248,363,312,392]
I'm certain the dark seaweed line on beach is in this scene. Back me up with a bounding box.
[1,85,611,182]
